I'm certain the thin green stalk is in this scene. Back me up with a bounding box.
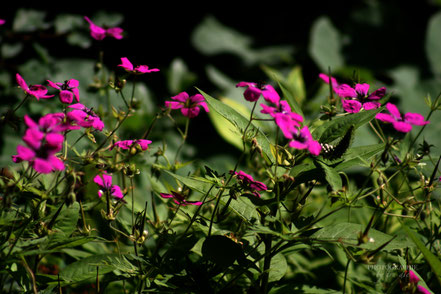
[174,117,190,165]
[12,94,30,114]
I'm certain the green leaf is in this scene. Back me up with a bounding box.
[425,11,441,76]
[311,222,415,251]
[54,14,84,34]
[334,143,385,171]
[402,224,441,287]
[13,9,48,32]
[59,254,138,283]
[312,108,382,143]
[317,161,342,191]
[167,58,197,94]
[199,88,275,163]
[309,16,344,71]
[52,202,80,238]
[267,253,288,283]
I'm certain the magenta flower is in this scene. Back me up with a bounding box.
[118,57,160,75]
[375,103,429,133]
[165,92,209,118]
[288,126,322,156]
[236,81,280,104]
[67,103,104,131]
[12,114,65,174]
[111,139,152,151]
[160,191,202,206]
[261,100,304,139]
[22,114,65,150]
[94,173,124,199]
[47,79,80,104]
[16,73,54,100]
[12,145,65,174]
[84,16,123,40]
[230,170,267,198]
[0,19,5,26]
[319,74,386,113]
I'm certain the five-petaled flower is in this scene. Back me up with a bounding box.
[94,173,124,199]
[261,100,304,139]
[230,170,267,198]
[319,73,386,113]
[118,57,160,75]
[165,92,209,118]
[160,191,202,206]
[67,103,104,131]
[16,73,54,100]
[288,126,322,156]
[84,16,123,40]
[47,79,80,104]
[236,81,280,104]
[111,139,152,151]
[375,103,429,133]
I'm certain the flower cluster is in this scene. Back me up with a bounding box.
[165,92,209,118]
[237,81,321,156]
[319,73,386,113]
[84,16,123,40]
[12,114,65,173]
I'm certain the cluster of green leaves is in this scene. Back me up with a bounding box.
[0,7,441,294]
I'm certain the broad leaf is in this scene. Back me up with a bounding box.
[311,222,415,251]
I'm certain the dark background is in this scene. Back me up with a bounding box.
[2,1,439,86]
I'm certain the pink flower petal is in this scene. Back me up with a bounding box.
[392,121,412,133]
[15,145,36,161]
[243,87,262,102]
[49,155,65,171]
[404,113,430,126]
[118,57,134,71]
[111,185,124,199]
[355,83,370,96]
[385,103,402,120]
[375,113,396,123]
[59,90,74,104]
[33,158,53,174]
[335,84,357,98]
[261,85,280,105]
[342,99,362,113]
[165,101,183,109]
[181,107,200,118]
[367,87,386,100]
[362,101,381,110]
[93,174,104,187]
[307,140,322,156]
[171,92,189,102]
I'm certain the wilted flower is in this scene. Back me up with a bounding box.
[118,57,160,75]
[94,173,124,199]
[236,81,280,104]
[375,103,429,133]
[160,191,202,206]
[16,73,54,100]
[47,79,80,104]
[165,92,209,118]
[84,16,123,40]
